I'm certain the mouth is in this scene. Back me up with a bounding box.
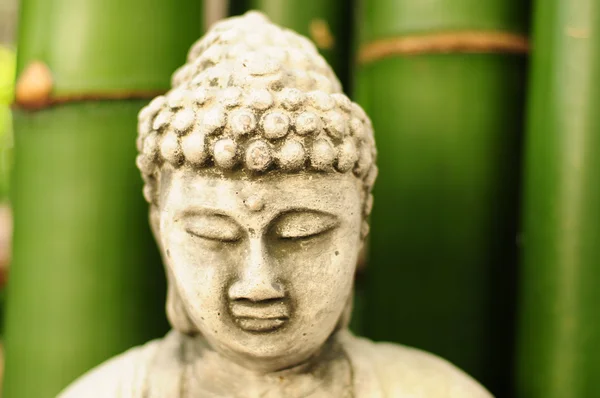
[234,317,289,332]
[229,300,290,333]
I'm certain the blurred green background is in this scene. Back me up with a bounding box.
[2,0,600,397]
[0,0,17,380]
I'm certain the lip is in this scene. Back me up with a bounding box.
[230,301,288,318]
[229,301,290,332]
[234,316,288,332]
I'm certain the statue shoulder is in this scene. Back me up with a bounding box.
[341,333,493,398]
[58,335,168,398]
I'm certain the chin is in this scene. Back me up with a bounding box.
[224,328,322,368]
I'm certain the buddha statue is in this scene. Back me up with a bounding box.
[60,12,492,398]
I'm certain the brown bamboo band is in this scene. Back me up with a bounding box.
[14,61,165,110]
[15,91,167,111]
[359,31,530,64]
[15,92,168,111]
[15,32,529,109]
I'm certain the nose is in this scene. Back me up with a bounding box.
[228,238,285,302]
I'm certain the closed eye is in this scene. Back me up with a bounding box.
[184,213,243,243]
[271,210,338,240]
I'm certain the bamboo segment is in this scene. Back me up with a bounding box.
[234,0,352,90]
[15,0,202,99]
[355,1,528,394]
[0,46,15,338]
[4,1,202,396]
[0,46,14,200]
[517,1,600,397]
[5,103,168,397]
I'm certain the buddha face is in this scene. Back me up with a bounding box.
[155,168,363,372]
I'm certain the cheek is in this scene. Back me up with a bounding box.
[162,227,233,316]
[284,232,359,315]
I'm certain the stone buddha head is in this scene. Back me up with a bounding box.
[135,12,377,374]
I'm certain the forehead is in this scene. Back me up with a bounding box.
[164,169,361,214]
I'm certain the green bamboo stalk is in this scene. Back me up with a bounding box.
[0,46,15,343]
[3,1,202,397]
[0,46,14,201]
[232,0,352,90]
[355,1,528,394]
[517,1,600,397]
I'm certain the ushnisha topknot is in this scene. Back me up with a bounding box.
[136,11,377,235]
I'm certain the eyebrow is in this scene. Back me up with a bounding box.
[272,207,338,218]
[177,208,239,223]
[268,208,340,228]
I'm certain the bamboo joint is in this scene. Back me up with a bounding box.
[14,61,164,110]
[359,31,529,64]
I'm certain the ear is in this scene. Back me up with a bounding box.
[166,268,199,335]
[334,288,354,332]
[356,238,368,272]
[151,204,199,335]
[149,205,161,244]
